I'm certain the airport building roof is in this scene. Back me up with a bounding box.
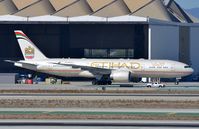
[0,0,197,23]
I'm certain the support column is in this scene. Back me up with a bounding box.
[148,26,152,82]
[148,26,152,60]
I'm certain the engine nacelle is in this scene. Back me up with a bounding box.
[110,70,131,82]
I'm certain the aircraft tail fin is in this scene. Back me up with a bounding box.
[14,30,48,61]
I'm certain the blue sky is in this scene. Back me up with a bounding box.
[175,0,199,9]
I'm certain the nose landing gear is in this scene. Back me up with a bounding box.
[175,78,181,85]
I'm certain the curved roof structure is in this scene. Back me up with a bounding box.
[0,0,197,23]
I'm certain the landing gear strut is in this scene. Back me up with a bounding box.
[92,75,112,85]
[175,79,180,85]
[175,78,181,85]
[92,79,112,85]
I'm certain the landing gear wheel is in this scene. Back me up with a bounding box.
[92,80,112,85]
[175,79,179,85]
[107,81,112,85]
[92,80,97,85]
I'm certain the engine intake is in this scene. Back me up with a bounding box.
[110,70,131,82]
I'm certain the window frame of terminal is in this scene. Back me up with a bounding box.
[84,49,134,58]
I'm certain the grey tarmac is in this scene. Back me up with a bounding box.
[0,120,198,129]
[0,82,199,91]
[0,108,198,113]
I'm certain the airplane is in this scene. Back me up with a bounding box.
[5,30,194,85]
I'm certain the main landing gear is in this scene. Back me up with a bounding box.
[92,79,112,85]
[92,75,112,85]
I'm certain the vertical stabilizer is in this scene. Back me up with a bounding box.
[15,30,48,61]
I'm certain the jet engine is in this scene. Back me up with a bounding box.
[110,70,131,82]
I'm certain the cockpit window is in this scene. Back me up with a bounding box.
[184,66,191,68]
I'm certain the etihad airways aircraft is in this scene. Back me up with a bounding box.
[5,30,194,85]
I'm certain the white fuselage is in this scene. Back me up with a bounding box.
[15,59,194,79]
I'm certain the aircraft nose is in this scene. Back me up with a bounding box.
[190,68,194,74]
[186,67,194,76]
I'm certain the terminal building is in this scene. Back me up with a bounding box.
[0,0,199,80]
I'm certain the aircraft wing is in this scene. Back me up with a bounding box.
[52,62,112,75]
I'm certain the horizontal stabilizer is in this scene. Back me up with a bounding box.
[4,60,16,63]
[5,60,37,71]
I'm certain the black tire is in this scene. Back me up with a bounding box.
[93,80,112,85]
[175,82,179,85]
[92,80,97,85]
[175,80,179,85]
[107,81,112,85]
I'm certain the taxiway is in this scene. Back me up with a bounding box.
[0,120,198,129]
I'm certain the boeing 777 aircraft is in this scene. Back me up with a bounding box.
[5,30,194,85]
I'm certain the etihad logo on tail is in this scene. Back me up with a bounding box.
[25,46,34,59]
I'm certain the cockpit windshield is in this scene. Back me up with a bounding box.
[184,66,191,68]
